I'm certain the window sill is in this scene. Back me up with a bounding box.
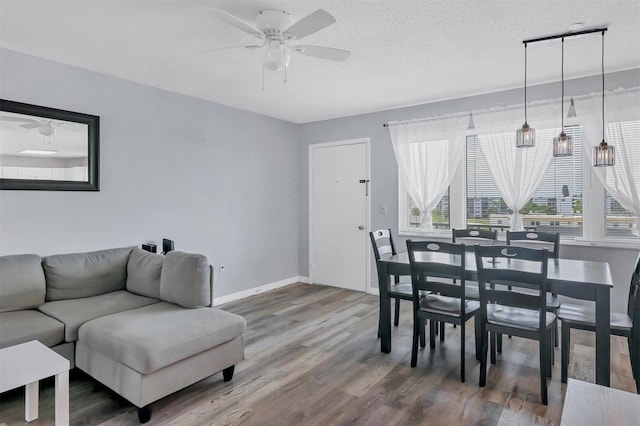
[561,237,640,250]
[399,230,640,250]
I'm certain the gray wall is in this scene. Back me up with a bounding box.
[0,48,300,298]
[1,47,638,310]
[297,68,640,311]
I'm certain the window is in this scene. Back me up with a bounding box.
[466,135,508,231]
[602,120,640,239]
[521,125,583,237]
[406,190,450,230]
[398,97,639,243]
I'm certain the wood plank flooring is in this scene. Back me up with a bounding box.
[0,283,637,425]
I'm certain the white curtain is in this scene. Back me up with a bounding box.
[389,115,468,229]
[581,88,640,235]
[473,102,561,231]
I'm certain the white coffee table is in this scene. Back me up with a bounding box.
[0,340,70,425]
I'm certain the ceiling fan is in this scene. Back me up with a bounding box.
[204,8,350,79]
[0,115,81,142]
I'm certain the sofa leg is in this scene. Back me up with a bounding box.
[137,404,153,423]
[223,365,235,382]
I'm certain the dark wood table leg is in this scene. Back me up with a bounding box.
[378,262,392,353]
[595,285,611,386]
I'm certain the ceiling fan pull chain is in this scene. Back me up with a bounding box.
[283,45,288,84]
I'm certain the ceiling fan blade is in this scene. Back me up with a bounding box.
[20,123,40,129]
[284,9,335,40]
[207,9,264,40]
[293,45,350,61]
[199,44,263,54]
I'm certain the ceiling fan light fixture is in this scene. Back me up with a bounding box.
[262,41,289,72]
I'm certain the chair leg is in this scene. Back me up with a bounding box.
[394,298,401,326]
[460,322,466,383]
[411,316,420,367]
[420,319,426,348]
[440,321,445,342]
[490,332,496,365]
[546,332,553,378]
[554,315,559,347]
[497,333,502,354]
[479,328,488,387]
[561,322,569,383]
[539,335,548,405]
[430,320,436,349]
[475,317,481,361]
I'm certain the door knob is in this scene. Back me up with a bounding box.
[358,225,365,230]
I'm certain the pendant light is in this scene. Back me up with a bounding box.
[467,112,476,130]
[593,30,615,167]
[567,97,577,118]
[553,37,573,157]
[517,43,535,147]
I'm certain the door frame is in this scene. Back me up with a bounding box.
[308,137,372,294]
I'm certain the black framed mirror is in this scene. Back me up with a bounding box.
[0,99,99,191]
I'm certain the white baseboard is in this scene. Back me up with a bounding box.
[368,287,379,296]
[213,276,308,306]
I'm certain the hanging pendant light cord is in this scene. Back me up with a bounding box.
[601,31,605,143]
[561,37,565,131]
[524,43,528,123]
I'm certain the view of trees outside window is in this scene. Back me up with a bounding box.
[407,191,449,229]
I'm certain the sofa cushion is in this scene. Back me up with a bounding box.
[126,248,163,299]
[0,310,65,349]
[0,254,46,312]
[38,290,159,342]
[43,247,133,301]
[160,251,211,308]
[78,302,246,374]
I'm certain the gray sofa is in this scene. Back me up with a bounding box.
[0,247,246,423]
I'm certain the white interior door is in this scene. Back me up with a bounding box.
[310,139,369,292]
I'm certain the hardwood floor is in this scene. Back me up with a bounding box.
[0,283,636,425]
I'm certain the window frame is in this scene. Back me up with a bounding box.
[398,123,639,246]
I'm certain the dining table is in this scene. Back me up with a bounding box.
[376,250,614,386]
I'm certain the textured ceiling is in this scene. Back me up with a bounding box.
[1,0,639,123]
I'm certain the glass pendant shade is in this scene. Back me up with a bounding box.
[516,122,535,147]
[593,140,615,167]
[553,132,573,156]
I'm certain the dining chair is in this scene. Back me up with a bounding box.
[507,231,561,347]
[452,228,498,300]
[406,240,480,382]
[559,252,640,393]
[475,244,555,405]
[370,229,412,331]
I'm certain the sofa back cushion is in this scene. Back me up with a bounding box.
[44,247,133,301]
[0,254,46,312]
[126,248,163,299]
[159,251,211,308]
